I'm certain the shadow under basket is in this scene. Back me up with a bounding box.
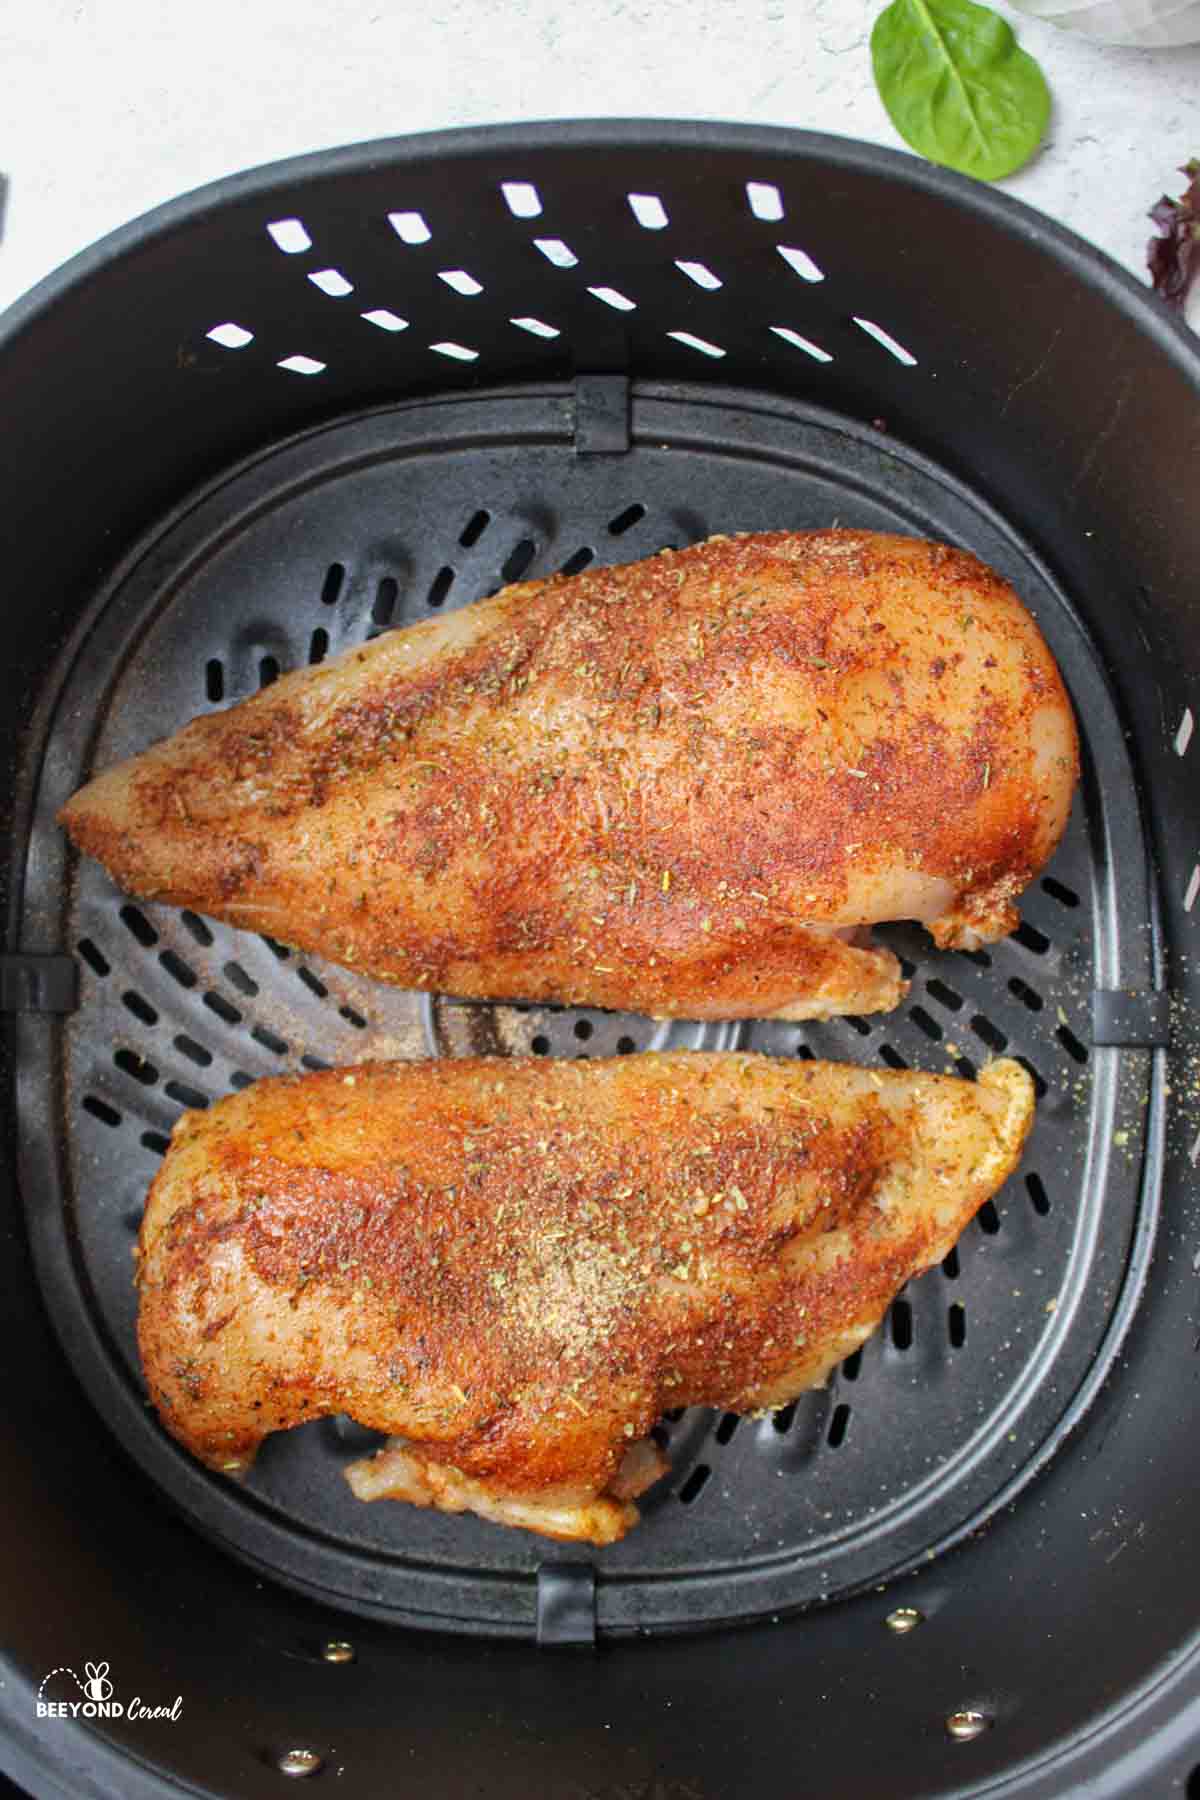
[2,123,1199,1800]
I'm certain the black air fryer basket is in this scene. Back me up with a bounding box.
[2,122,1199,1799]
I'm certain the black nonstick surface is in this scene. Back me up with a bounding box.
[17,381,1156,1637]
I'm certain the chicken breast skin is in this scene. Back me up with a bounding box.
[61,530,1078,1023]
[137,1051,1035,1545]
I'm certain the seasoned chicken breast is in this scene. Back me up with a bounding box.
[137,1052,1035,1544]
[58,525,1079,1022]
[60,530,1077,1023]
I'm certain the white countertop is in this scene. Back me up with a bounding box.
[2,0,1198,319]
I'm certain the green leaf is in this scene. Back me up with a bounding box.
[871,0,1051,183]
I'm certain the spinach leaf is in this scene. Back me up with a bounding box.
[871,0,1051,182]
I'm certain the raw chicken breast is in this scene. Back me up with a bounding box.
[61,531,1078,1021]
[136,1052,1035,1544]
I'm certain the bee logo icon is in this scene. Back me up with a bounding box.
[84,1663,113,1703]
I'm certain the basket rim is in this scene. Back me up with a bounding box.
[0,118,1197,387]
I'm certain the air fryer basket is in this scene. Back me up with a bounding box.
[2,123,1198,1798]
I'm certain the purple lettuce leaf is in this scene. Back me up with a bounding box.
[1147,160,1200,313]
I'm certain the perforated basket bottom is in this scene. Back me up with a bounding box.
[17,382,1153,1638]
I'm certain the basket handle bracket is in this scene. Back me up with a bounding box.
[574,375,630,456]
[1091,988,1170,1048]
[536,1560,597,1648]
[0,952,79,1015]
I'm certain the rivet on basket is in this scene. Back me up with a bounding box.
[945,1710,991,1743]
[277,1747,323,1777]
[885,1606,924,1635]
